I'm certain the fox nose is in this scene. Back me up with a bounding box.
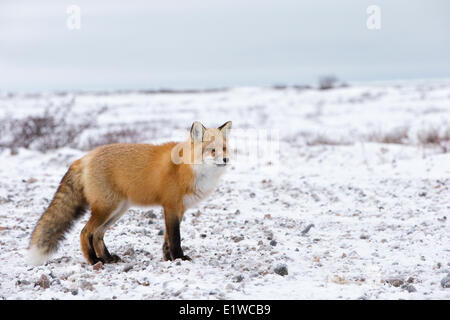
[223,157,229,164]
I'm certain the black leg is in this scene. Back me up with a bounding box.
[164,214,191,261]
[162,241,171,261]
[88,234,103,264]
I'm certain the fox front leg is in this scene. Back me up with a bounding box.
[162,212,191,261]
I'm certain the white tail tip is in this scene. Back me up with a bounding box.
[27,246,50,265]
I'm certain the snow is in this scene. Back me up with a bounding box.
[0,81,449,299]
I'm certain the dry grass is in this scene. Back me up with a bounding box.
[306,135,351,146]
[294,125,450,153]
[417,127,450,153]
[0,104,106,153]
[297,131,352,146]
[367,127,409,145]
[366,126,450,153]
[0,103,159,154]
[82,128,142,150]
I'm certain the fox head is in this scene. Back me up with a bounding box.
[171,121,232,167]
[188,121,232,167]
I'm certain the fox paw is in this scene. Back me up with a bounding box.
[104,254,122,263]
[162,253,192,262]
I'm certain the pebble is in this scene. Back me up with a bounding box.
[301,224,314,236]
[440,276,450,288]
[79,281,94,291]
[385,277,404,287]
[405,285,417,293]
[93,261,104,271]
[27,178,37,184]
[146,211,157,219]
[16,280,31,286]
[37,275,50,289]
[124,248,135,256]
[274,264,288,276]
[269,240,277,246]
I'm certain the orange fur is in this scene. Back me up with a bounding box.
[81,142,195,211]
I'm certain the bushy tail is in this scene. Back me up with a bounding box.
[28,160,87,265]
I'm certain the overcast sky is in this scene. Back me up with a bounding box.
[0,0,449,92]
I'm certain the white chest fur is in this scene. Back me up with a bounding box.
[183,164,225,209]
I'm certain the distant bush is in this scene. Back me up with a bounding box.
[81,127,141,151]
[0,103,105,153]
[366,125,450,153]
[367,127,409,145]
[417,127,450,153]
[295,125,450,153]
[0,102,153,154]
[305,134,351,146]
[318,75,340,90]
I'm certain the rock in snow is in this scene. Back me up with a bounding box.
[37,275,50,289]
[440,276,450,288]
[274,264,288,276]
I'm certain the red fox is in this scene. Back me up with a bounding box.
[28,121,232,265]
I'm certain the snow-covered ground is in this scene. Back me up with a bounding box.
[0,81,449,299]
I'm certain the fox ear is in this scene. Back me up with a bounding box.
[190,121,205,142]
[218,121,232,138]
